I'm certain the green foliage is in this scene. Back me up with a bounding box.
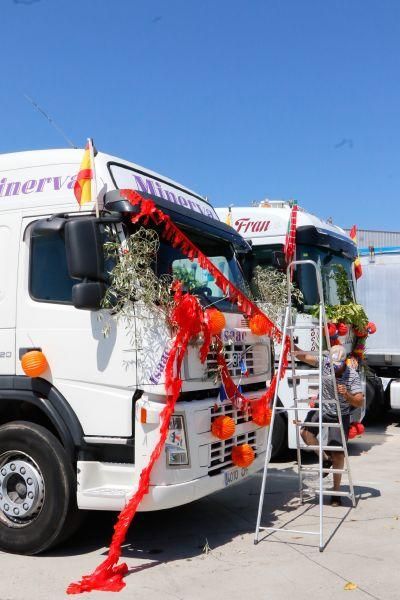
[251,265,303,325]
[102,226,172,322]
[311,302,369,330]
[331,264,353,305]
[172,265,201,290]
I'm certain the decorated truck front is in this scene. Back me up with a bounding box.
[217,202,366,455]
[0,149,273,556]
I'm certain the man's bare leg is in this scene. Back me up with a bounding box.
[331,450,345,491]
[301,429,330,462]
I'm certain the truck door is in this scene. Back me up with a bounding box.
[15,216,136,437]
[0,214,20,375]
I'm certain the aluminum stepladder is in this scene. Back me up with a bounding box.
[254,259,356,552]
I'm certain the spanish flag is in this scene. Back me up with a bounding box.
[349,225,363,279]
[225,207,232,227]
[74,142,93,206]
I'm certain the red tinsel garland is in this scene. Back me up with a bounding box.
[67,190,289,594]
[67,286,212,594]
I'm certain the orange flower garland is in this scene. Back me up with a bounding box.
[231,443,255,468]
[211,415,235,440]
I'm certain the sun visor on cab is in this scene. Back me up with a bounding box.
[103,190,251,253]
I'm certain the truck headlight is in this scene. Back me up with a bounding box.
[166,414,189,467]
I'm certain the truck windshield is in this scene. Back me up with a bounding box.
[250,243,355,309]
[156,227,247,312]
[295,244,355,308]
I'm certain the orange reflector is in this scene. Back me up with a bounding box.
[140,408,147,423]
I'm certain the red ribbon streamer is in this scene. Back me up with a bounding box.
[67,190,289,594]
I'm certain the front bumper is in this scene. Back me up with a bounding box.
[77,450,266,511]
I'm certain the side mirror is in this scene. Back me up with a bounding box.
[65,219,107,281]
[72,282,107,311]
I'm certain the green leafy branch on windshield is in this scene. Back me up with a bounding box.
[102,227,172,323]
[251,265,303,326]
[330,264,353,305]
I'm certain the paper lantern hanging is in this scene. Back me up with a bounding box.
[328,323,337,337]
[337,322,349,336]
[367,322,377,335]
[231,443,255,468]
[249,314,270,336]
[21,350,48,378]
[252,402,272,427]
[205,308,226,336]
[354,328,368,338]
[355,422,365,435]
[348,425,358,440]
[211,415,235,440]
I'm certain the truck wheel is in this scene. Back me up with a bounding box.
[0,421,76,555]
[271,413,287,459]
[365,374,385,423]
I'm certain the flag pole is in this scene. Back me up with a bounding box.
[88,137,99,218]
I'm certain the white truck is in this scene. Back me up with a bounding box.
[356,245,400,414]
[0,149,272,555]
[217,201,365,455]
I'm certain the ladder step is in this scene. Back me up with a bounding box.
[287,325,319,330]
[300,467,347,474]
[306,445,345,451]
[303,489,353,498]
[290,373,319,379]
[258,526,319,536]
[296,421,341,428]
[291,350,321,357]
[276,406,319,412]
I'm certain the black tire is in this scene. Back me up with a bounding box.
[365,373,385,423]
[271,412,287,459]
[0,421,77,555]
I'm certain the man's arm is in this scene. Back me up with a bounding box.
[292,345,318,367]
[337,385,364,408]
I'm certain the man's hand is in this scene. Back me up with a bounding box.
[337,384,364,408]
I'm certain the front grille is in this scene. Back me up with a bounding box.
[208,402,257,476]
[206,343,257,378]
[177,381,266,403]
[208,431,257,475]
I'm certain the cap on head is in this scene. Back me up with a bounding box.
[330,345,346,367]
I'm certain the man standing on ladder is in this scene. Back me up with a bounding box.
[295,345,364,506]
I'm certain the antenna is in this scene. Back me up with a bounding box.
[23,93,77,148]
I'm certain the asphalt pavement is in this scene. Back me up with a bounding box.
[1,412,399,600]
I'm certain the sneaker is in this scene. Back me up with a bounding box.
[330,496,342,507]
[322,459,332,478]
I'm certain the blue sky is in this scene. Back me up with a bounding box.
[1,0,399,230]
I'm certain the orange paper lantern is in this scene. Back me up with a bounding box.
[211,415,235,440]
[231,443,255,468]
[252,403,272,427]
[249,314,270,336]
[21,350,48,378]
[206,308,226,336]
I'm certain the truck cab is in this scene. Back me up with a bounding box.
[217,201,363,455]
[0,149,272,555]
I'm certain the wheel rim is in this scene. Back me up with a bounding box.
[0,451,45,528]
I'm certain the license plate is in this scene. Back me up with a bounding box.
[224,466,249,487]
